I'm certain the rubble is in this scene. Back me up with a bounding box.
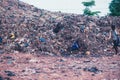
[0,0,120,56]
[0,0,120,80]
[0,1,120,80]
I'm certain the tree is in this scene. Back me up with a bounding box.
[83,8,92,15]
[109,0,120,16]
[82,0,95,7]
[82,0,100,16]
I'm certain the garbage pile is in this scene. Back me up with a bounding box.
[0,0,120,56]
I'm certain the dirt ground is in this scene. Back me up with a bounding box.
[0,53,120,80]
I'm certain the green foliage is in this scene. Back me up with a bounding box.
[83,8,101,16]
[82,0,101,16]
[83,8,92,15]
[109,0,120,16]
[82,0,95,7]
[91,11,101,16]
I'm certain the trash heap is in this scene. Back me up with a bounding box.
[0,0,120,56]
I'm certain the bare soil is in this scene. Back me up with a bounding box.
[0,53,120,80]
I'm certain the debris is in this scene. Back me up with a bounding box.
[4,71,16,76]
[0,36,2,43]
[71,40,80,51]
[39,38,46,42]
[80,25,85,33]
[61,52,71,57]
[53,22,64,33]
[0,0,120,56]
[83,67,101,73]
[0,49,4,54]
[10,33,15,39]
[0,76,4,80]
[85,51,91,55]
[14,43,23,52]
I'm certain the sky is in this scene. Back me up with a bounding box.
[20,0,111,16]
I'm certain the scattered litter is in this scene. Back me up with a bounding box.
[83,67,102,73]
[4,71,16,76]
[39,38,46,42]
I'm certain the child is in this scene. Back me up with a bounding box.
[108,25,119,55]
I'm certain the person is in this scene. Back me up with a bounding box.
[107,24,120,55]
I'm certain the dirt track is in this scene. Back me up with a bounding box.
[0,53,120,80]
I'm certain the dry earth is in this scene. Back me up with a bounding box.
[0,53,120,80]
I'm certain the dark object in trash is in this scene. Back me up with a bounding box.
[83,67,100,73]
[4,56,12,59]
[60,50,70,57]
[0,76,4,80]
[0,37,2,43]
[14,43,22,52]
[0,20,1,24]
[61,52,70,57]
[71,40,80,51]
[65,35,72,40]
[24,42,29,47]
[4,71,15,76]
[53,22,64,33]
[39,38,46,42]
[80,25,85,33]
[70,38,88,52]
[0,50,4,54]
[4,77,11,80]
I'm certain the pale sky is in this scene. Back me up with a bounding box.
[20,0,111,16]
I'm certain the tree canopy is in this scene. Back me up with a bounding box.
[82,0,100,16]
[109,0,120,16]
[82,0,95,7]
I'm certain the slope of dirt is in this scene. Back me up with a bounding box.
[0,53,120,80]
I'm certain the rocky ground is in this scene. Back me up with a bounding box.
[0,53,120,80]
